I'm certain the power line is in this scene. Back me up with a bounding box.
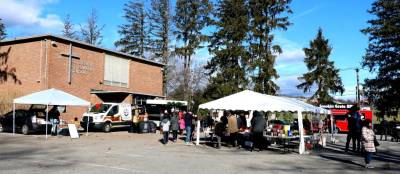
[279,66,369,77]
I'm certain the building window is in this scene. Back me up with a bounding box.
[104,54,129,88]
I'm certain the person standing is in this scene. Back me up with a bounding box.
[353,110,362,152]
[184,111,193,145]
[345,113,354,152]
[214,120,227,149]
[160,113,171,145]
[380,118,388,141]
[251,111,267,151]
[179,111,185,135]
[239,113,247,130]
[362,119,376,168]
[48,105,60,136]
[170,110,179,142]
[227,112,239,147]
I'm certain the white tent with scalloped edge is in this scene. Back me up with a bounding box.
[12,88,90,139]
[198,90,329,154]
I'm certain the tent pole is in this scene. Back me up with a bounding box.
[249,110,254,128]
[196,119,200,145]
[196,109,200,145]
[330,112,334,142]
[309,113,313,134]
[12,103,15,134]
[297,110,305,154]
[46,104,49,140]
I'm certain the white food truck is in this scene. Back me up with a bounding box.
[145,99,187,127]
[80,103,132,132]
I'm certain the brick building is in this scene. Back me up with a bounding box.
[0,34,164,122]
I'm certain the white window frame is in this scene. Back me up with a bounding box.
[104,54,130,88]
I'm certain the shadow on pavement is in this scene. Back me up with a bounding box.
[315,142,400,168]
[318,154,365,167]
[0,134,75,171]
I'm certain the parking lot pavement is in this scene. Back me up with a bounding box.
[0,132,399,174]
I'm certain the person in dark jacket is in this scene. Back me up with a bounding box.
[345,111,355,152]
[214,121,227,149]
[236,114,243,130]
[354,111,362,152]
[251,111,267,151]
[49,105,60,136]
[170,110,179,142]
[239,113,247,129]
[184,111,193,145]
[380,118,388,141]
[345,106,362,152]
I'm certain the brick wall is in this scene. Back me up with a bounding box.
[0,41,44,115]
[0,37,163,123]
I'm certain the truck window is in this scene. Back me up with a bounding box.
[335,115,347,120]
[90,104,111,113]
[108,106,119,116]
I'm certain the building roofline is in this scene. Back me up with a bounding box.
[90,90,166,98]
[0,34,165,67]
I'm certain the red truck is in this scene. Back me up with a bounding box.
[321,104,373,133]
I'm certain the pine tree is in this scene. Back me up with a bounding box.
[149,0,171,96]
[80,9,104,45]
[0,18,18,85]
[0,18,6,41]
[115,1,148,57]
[248,0,292,95]
[205,0,249,99]
[297,28,344,105]
[361,0,400,116]
[149,0,170,61]
[174,0,211,105]
[62,14,77,39]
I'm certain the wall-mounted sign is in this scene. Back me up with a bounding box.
[72,61,92,74]
[320,104,353,109]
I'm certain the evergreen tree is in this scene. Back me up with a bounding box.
[0,18,6,41]
[149,0,171,96]
[174,0,211,104]
[62,14,77,39]
[361,0,400,116]
[248,0,292,95]
[205,0,249,99]
[297,28,344,105]
[115,1,148,57]
[80,9,104,45]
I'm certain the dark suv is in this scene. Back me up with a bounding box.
[0,109,49,135]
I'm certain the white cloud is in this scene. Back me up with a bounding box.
[275,75,314,97]
[273,34,305,70]
[275,49,304,69]
[0,0,62,35]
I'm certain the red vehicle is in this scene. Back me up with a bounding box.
[321,104,373,133]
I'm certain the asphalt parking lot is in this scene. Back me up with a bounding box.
[0,132,399,174]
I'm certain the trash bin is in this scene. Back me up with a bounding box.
[139,122,149,133]
[129,122,137,133]
[149,121,157,133]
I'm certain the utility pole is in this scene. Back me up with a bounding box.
[356,68,360,106]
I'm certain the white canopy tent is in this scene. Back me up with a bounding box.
[198,90,329,154]
[13,88,91,139]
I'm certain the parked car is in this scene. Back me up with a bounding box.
[0,108,49,135]
[389,121,400,142]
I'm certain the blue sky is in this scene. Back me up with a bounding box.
[0,0,376,100]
